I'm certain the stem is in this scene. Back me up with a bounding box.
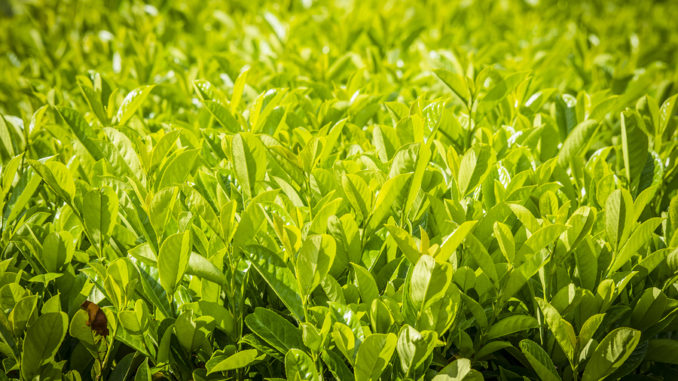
[100,333,115,380]
[465,96,476,150]
[305,173,313,220]
[302,294,310,322]
[94,338,105,381]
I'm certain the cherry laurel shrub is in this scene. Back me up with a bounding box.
[0,0,677,380]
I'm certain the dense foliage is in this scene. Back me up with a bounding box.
[1,0,678,380]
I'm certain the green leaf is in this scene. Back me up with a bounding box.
[285,349,319,381]
[645,339,678,365]
[56,107,105,161]
[21,312,68,380]
[30,160,76,203]
[493,222,515,264]
[322,349,354,380]
[561,206,595,252]
[158,231,191,295]
[77,76,108,125]
[435,221,477,263]
[174,309,206,353]
[367,173,412,233]
[519,339,561,381]
[370,299,395,334]
[3,166,41,226]
[157,149,199,189]
[321,275,346,304]
[620,111,648,187]
[9,295,37,336]
[581,328,641,381]
[296,234,336,298]
[246,245,305,322]
[231,66,250,113]
[119,299,150,335]
[0,114,15,158]
[245,308,304,354]
[115,85,155,125]
[630,287,667,330]
[69,310,97,349]
[658,94,677,136]
[535,298,576,363]
[301,322,322,353]
[385,224,421,264]
[204,100,240,132]
[434,69,470,105]
[137,265,171,318]
[83,187,118,250]
[457,147,492,196]
[474,340,512,360]
[609,217,662,274]
[406,255,451,311]
[41,294,61,314]
[432,358,484,381]
[41,231,74,272]
[579,314,605,348]
[193,79,228,105]
[332,322,357,365]
[555,94,577,138]
[352,263,380,305]
[354,333,397,381]
[403,255,454,329]
[342,174,371,222]
[134,359,152,381]
[397,325,438,377]
[149,187,179,237]
[605,189,634,252]
[186,252,227,286]
[517,224,567,259]
[187,301,235,337]
[207,349,259,375]
[486,315,538,340]
[232,133,267,200]
[405,143,431,217]
[464,234,498,283]
[557,119,598,167]
[508,203,541,234]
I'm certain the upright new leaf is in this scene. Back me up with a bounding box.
[158,231,191,295]
[367,173,412,232]
[231,133,267,200]
[434,69,470,105]
[397,325,438,377]
[435,221,477,263]
[83,187,118,251]
[620,111,648,188]
[557,120,598,167]
[354,333,397,381]
[519,339,561,381]
[352,263,380,305]
[296,235,336,298]
[609,217,662,274]
[246,245,305,321]
[605,189,634,252]
[116,85,155,125]
[535,298,576,363]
